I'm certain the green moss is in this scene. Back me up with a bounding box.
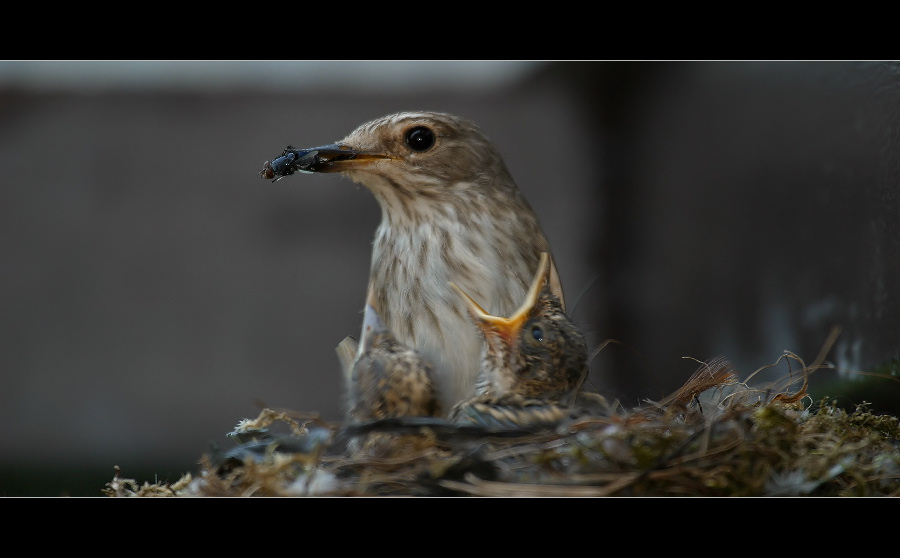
[107,383,900,497]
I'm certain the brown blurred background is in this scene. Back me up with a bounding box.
[2,61,898,496]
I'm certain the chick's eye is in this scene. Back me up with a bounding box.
[405,126,435,152]
[531,326,544,342]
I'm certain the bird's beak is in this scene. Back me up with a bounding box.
[261,143,393,181]
[303,143,394,173]
[357,302,388,358]
[450,252,551,343]
[359,284,389,347]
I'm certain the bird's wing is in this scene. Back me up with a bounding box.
[450,396,569,429]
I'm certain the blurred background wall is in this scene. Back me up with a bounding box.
[1,61,898,496]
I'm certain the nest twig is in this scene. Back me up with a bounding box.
[105,338,900,497]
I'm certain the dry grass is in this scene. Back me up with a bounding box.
[104,336,900,497]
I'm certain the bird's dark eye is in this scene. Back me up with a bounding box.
[531,326,544,342]
[405,126,435,152]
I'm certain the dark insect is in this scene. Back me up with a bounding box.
[260,146,320,182]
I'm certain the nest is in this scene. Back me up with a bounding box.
[104,343,900,497]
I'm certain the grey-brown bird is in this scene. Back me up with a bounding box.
[262,111,565,412]
[341,301,442,424]
[447,253,605,428]
[338,299,442,456]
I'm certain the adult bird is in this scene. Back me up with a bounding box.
[263,111,565,412]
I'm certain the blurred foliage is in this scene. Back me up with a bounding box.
[809,358,900,418]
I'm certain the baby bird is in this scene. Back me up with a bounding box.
[342,301,442,423]
[338,298,442,456]
[448,253,603,428]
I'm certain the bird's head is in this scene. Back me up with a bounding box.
[261,111,517,208]
[450,253,587,401]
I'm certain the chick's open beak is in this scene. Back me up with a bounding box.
[450,252,552,343]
